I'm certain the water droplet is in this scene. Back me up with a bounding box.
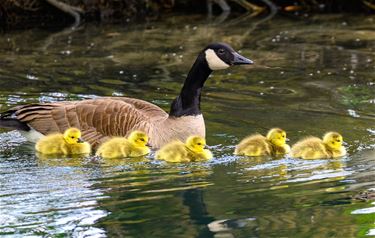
[60,50,71,55]
[347,109,360,118]
[26,74,38,80]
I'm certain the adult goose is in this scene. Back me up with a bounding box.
[0,43,253,148]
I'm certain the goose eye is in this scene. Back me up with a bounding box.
[218,49,225,54]
[197,143,202,145]
[140,138,145,141]
[71,136,75,139]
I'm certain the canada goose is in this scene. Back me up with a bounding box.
[96,130,150,159]
[290,132,346,159]
[0,43,252,148]
[35,127,91,155]
[156,135,213,162]
[234,128,290,156]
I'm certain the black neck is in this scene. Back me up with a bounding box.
[169,53,212,117]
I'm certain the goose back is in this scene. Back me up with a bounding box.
[12,97,168,148]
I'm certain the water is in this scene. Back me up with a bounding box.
[0,13,374,237]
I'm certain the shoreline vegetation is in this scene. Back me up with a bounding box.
[0,0,374,30]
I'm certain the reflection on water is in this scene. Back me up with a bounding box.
[0,13,374,237]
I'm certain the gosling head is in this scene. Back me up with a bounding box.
[186,136,207,153]
[266,128,288,147]
[204,43,253,70]
[128,131,149,147]
[323,132,343,150]
[63,128,84,145]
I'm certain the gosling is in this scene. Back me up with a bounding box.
[96,131,150,159]
[234,128,290,156]
[156,136,213,163]
[35,127,91,155]
[290,132,346,159]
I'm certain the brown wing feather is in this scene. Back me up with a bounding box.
[12,97,168,148]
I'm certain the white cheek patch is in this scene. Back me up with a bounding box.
[205,49,230,70]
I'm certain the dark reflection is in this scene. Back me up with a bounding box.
[182,189,215,238]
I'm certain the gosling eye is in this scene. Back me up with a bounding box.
[71,136,75,139]
[197,143,202,145]
[336,140,341,142]
[140,138,145,142]
[282,135,285,138]
[217,48,225,55]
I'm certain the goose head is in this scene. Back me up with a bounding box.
[186,136,207,153]
[266,128,288,147]
[63,128,85,145]
[323,132,344,150]
[128,130,149,147]
[203,42,254,70]
[170,43,253,117]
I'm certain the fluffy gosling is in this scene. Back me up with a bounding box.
[234,128,290,156]
[35,127,91,155]
[156,136,213,163]
[96,131,150,159]
[290,132,346,159]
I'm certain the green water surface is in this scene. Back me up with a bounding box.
[0,13,374,237]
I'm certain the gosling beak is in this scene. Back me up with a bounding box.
[77,137,84,143]
[232,52,254,65]
[146,142,151,147]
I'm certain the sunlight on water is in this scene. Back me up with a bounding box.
[0,13,374,237]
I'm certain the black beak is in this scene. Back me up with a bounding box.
[146,142,151,147]
[232,52,254,65]
[77,138,84,143]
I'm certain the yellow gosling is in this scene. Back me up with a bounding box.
[156,136,213,163]
[291,132,346,159]
[234,128,290,156]
[96,131,150,159]
[35,127,91,155]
